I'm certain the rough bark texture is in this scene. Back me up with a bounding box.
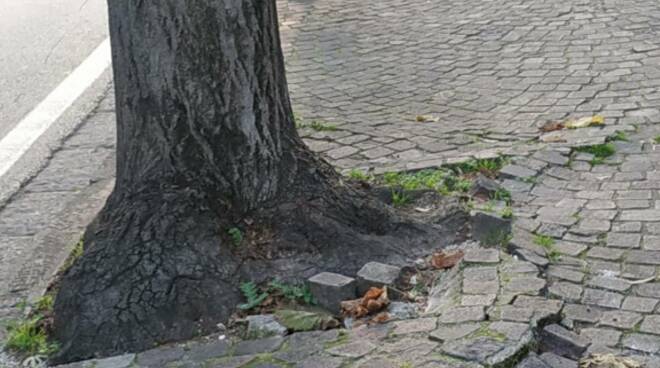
[52,0,465,363]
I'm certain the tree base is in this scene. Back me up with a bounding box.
[52,175,467,364]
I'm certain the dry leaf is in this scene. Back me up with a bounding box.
[580,353,642,368]
[369,312,390,324]
[540,121,565,132]
[415,115,439,123]
[431,250,464,269]
[362,287,383,301]
[565,115,605,129]
[340,299,369,318]
[341,287,390,319]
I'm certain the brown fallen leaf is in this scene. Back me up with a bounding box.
[341,287,390,319]
[362,287,383,301]
[431,250,464,269]
[369,312,390,324]
[540,121,565,132]
[340,299,369,319]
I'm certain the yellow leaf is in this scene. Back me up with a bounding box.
[415,115,439,123]
[565,115,605,129]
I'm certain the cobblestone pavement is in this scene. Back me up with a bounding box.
[279,0,660,173]
[5,0,660,366]
[0,93,116,340]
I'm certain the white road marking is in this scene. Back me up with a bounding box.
[0,37,111,178]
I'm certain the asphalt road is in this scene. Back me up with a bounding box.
[0,0,109,140]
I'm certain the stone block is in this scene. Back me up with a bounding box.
[469,174,502,199]
[308,272,356,314]
[517,352,551,368]
[246,314,288,339]
[500,164,537,180]
[540,324,590,359]
[463,248,500,264]
[387,302,418,320]
[356,261,402,295]
[471,211,512,246]
[539,352,578,368]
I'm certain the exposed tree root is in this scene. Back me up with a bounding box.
[52,162,466,363]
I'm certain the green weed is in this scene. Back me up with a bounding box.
[654,135,660,144]
[5,317,58,356]
[269,280,315,305]
[60,239,84,273]
[492,188,512,204]
[238,282,269,310]
[454,157,508,175]
[500,206,513,219]
[575,143,616,166]
[228,227,243,247]
[379,169,473,195]
[533,234,555,247]
[455,178,473,193]
[607,131,628,142]
[347,169,372,181]
[391,190,411,207]
[35,295,53,313]
[533,234,561,262]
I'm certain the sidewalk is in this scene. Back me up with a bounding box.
[2,0,660,366]
[0,89,116,337]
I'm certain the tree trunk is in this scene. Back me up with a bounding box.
[52,0,465,363]
[111,0,304,214]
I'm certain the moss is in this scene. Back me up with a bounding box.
[484,230,512,248]
[60,239,84,273]
[296,119,337,132]
[324,330,349,349]
[274,309,337,332]
[242,354,292,368]
[469,324,507,342]
[35,295,54,314]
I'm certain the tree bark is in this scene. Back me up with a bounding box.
[52,0,465,363]
[110,0,304,214]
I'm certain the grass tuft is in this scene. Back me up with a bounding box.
[347,169,372,181]
[575,143,616,166]
[5,317,58,356]
[269,280,315,305]
[606,130,628,142]
[391,190,411,207]
[533,234,561,262]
